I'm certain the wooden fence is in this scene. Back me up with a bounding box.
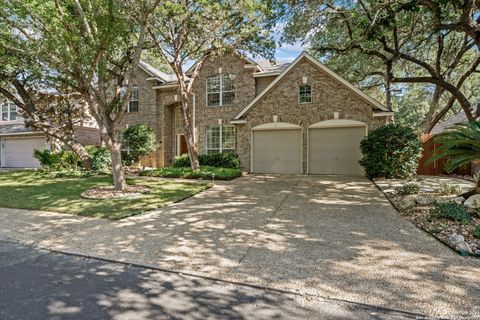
[417,133,471,175]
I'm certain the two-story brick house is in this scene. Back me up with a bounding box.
[124,51,392,174]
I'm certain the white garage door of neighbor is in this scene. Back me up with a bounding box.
[308,126,365,175]
[2,137,47,168]
[252,129,301,173]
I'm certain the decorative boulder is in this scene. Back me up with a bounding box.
[448,234,472,255]
[450,196,465,205]
[463,194,480,209]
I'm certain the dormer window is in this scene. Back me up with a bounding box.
[207,74,235,107]
[127,86,139,112]
[299,84,312,103]
[1,102,17,122]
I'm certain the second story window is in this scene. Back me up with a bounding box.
[1,102,17,122]
[299,84,312,103]
[127,86,139,113]
[207,74,235,107]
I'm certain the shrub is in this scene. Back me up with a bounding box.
[173,154,191,167]
[474,225,480,239]
[173,153,240,169]
[359,123,422,179]
[122,124,157,165]
[86,146,111,172]
[140,166,241,180]
[429,202,472,223]
[438,182,463,195]
[395,182,421,195]
[33,149,81,171]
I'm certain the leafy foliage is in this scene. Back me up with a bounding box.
[438,182,463,196]
[360,124,422,178]
[474,225,480,239]
[140,166,241,181]
[431,121,480,173]
[173,153,240,169]
[86,146,112,173]
[33,149,81,172]
[122,124,157,165]
[395,182,421,195]
[429,203,472,224]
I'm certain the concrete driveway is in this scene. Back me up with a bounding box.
[1,175,480,318]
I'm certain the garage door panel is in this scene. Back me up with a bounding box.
[253,129,301,174]
[308,126,365,175]
[2,137,46,168]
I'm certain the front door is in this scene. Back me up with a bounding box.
[177,134,188,155]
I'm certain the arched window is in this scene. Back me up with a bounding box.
[299,84,312,103]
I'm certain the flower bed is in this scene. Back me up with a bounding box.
[374,175,480,256]
[140,166,242,181]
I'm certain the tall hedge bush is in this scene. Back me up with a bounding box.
[173,153,240,168]
[359,123,422,179]
[122,124,157,165]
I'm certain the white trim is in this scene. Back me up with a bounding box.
[152,84,179,90]
[253,72,282,78]
[205,125,236,154]
[0,132,44,137]
[206,74,236,107]
[373,111,394,117]
[308,119,367,129]
[252,122,302,130]
[234,51,388,120]
[230,119,247,124]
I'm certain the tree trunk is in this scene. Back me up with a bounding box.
[179,90,200,170]
[64,138,92,170]
[108,139,127,191]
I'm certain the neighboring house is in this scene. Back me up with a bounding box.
[123,51,393,174]
[0,100,100,168]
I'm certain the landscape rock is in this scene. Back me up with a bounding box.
[399,197,416,210]
[448,233,472,254]
[415,195,435,206]
[434,197,450,204]
[463,194,480,209]
[450,196,465,205]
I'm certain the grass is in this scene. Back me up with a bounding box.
[0,170,210,220]
[140,166,241,181]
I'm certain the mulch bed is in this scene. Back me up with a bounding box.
[81,185,150,199]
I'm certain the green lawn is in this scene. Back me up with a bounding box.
[0,171,210,220]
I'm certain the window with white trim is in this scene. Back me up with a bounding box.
[299,84,312,103]
[127,86,139,112]
[1,102,17,122]
[206,125,235,154]
[206,74,235,107]
[175,107,183,129]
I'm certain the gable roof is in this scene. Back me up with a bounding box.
[139,61,176,83]
[431,111,468,134]
[233,51,389,120]
[185,50,262,75]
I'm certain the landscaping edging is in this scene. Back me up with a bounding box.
[372,178,480,258]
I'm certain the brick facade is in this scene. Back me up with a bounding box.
[125,53,391,171]
[235,58,389,172]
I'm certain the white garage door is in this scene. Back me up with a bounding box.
[252,129,301,173]
[2,137,47,168]
[308,126,365,175]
